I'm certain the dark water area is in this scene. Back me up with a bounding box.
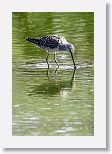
[12,12,94,136]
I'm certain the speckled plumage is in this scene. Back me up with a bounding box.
[26,35,71,51]
[26,35,76,69]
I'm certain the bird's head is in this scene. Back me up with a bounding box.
[67,44,75,53]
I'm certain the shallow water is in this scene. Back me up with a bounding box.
[12,12,94,136]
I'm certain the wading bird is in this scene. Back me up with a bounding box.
[26,35,76,69]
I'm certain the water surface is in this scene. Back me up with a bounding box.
[12,12,94,136]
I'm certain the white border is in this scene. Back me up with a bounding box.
[0,0,106,148]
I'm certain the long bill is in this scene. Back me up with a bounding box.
[70,51,76,69]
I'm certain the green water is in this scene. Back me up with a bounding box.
[12,12,94,136]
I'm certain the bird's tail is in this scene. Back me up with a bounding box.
[26,37,39,44]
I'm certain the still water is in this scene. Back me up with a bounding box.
[12,12,94,136]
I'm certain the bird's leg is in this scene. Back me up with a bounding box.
[46,52,50,69]
[54,52,59,69]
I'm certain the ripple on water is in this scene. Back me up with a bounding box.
[19,63,94,71]
[55,126,76,133]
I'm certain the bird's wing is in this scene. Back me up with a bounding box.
[38,36,60,49]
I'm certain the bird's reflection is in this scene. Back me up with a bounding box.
[46,65,60,77]
[28,68,76,97]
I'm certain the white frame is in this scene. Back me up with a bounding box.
[0,0,106,148]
